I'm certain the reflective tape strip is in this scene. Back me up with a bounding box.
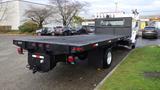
[39,56,44,59]
[95,43,99,46]
[32,55,36,58]
[32,55,44,59]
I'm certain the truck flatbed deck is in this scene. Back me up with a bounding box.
[14,34,127,47]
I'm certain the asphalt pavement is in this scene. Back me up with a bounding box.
[0,35,159,90]
[136,37,160,47]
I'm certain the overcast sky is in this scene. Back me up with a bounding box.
[25,0,160,17]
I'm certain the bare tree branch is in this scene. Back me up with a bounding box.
[25,6,55,28]
[0,0,8,22]
[50,0,88,26]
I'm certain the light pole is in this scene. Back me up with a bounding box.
[115,2,118,13]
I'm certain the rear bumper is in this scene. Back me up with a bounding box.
[54,31,63,35]
[40,32,51,35]
[142,32,158,38]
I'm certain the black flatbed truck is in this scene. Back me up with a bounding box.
[13,17,138,73]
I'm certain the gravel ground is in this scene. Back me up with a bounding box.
[0,35,159,90]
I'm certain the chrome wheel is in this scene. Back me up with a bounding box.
[103,50,112,68]
[106,51,112,65]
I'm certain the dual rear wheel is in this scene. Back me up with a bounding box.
[78,48,113,68]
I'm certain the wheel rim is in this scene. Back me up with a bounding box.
[107,52,112,65]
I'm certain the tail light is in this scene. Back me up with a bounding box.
[17,47,24,54]
[67,56,75,65]
[72,47,84,52]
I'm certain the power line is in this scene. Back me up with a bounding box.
[140,10,160,13]
[121,10,160,14]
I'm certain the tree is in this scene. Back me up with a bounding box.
[0,0,8,22]
[72,16,83,24]
[25,6,54,29]
[72,15,83,27]
[50,0,88,26]
[19,21,38,33]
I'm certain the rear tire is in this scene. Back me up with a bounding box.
[103,49,112,68]
[131,43,136,49]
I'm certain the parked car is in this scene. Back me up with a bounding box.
[36,27,55,36]
[54,26,76,36]
[76,25,95,35]
[54,26,63,35]
[62,27,77,36]
[142,26,159,39]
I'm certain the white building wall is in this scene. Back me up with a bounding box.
[19,1,62,28]
[0,0,20,30]
[0,0,60,30]
[82,21,95,26]
[19,1,63,27]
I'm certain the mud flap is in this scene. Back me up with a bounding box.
[88,48,104,68]
[28,52,56,73]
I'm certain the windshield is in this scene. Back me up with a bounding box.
[42,27,48,31]
[144,27,155,30]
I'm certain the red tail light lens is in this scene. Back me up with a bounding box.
[67,56,75,64]
[67,56,75,62]
[35,53,41,59]
[72,47,84,52]
[17,48,24,54]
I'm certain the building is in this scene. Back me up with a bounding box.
[0,0,59,30]
[82,19,95,26]
[140,15,160,29]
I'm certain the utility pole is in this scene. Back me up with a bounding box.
[115,2,118,13]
